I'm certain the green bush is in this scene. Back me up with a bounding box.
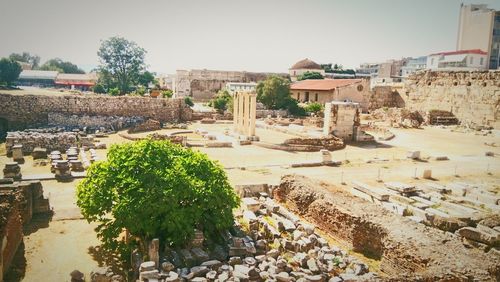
[92,83,106,94]
[77,140,239,255]
[162,89,173,98]
[297,71,323,81]
[108,87,120,96]
[283,97,306,117]
[209,89,232,114]
[184,96,194,107]
[305,102,324,115]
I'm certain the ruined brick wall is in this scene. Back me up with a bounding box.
[0,191,24,279]
[368,86,406,110]
[401,70,500,128]
[0,93,193,134]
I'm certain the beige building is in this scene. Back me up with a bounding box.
[290,79,370,111]
[289,58,325,81]
[456,4,500,69]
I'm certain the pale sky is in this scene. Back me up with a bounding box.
[1,0,499,74]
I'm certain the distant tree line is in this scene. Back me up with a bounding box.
[320,63,355,75]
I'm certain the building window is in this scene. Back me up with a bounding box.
[305,92,309,102]
[315,93,318,101]
[297,93,300,100]
[480,57,484,65]
[357,85,364,92]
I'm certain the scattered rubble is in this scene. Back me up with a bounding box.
[370,108,423,128]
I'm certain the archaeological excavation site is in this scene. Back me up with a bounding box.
[0,68,498,282]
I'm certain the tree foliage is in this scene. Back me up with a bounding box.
[208,89,232,114]
[184,96,194,107]
[9,52,40,69]
[297,71,323,81]
[39,58,85,74]
[97,37,147,95]
[320,63,355,75]
[92,83,106,94]
[0,58,22,86]
[137,71,156,87]
[162,89,173,98]
[256,75,291,110]
[305,102,324,115]
[77,140,239,255]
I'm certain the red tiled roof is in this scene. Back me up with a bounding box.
[430,49,487,56]
[290,79,361,91]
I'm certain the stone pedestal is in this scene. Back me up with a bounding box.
[55,160,72,182]
[3,162,22,180]
[320,149,332,163]
[12,144,24,164]
[69,160,84,172]
[32,147,47,159]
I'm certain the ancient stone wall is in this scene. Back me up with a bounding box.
[367,86,406,110]
[401,70,500,128]
[175,69,289,101]
[47,113,144,131]
[0,93,192,136]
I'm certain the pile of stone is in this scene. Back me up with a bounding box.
[136,193,376,282]
[283,136,345,151]
[128,119,161,133]
[5,131,78,156]
[371,107,423,128]
[149,133,187,146]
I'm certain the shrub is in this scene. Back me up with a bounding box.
[209,89,232,114]
[92,83,106,94]
[162,89,173,98]
[305,102,324,115]
[184,96,194,107]
[108,87,120,96]
[77,140,239,256]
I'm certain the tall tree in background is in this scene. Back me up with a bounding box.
[97,37,146,95]
[39,58,85,74]
[9,52,40,69]
[0,58,22,86]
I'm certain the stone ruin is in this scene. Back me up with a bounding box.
[323,102,373,142]
[274,174,500,280]
[5,130,78,156]
[131,185,376,282]
[0,179,51,278]
[369,107,423,128]
[233,92,258,141]
[127,119,162,134]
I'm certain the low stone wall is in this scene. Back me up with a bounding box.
[0,93,192,137]
[48,112,144,131]
[5,130,78,155]
[0,180,50,280]
[273,174,500,280]
[283,136,344,151]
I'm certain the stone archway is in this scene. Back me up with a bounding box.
[0,117,9,141]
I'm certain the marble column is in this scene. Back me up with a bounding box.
[238,92,244,134]
[249,94,257,136]
[233,92,239,132]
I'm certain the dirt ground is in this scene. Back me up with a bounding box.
[1,122,498,280]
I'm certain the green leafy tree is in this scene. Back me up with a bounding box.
[9,52,40,69]
[77,140,239,256]
[39,58,85,74]
[297,71,324,81]
[256,76,305,116]
[138,71,156,87]
[184,96,194,107]
[256,75,291,110]
[0,58,22,86]
[92,83,106,94]
[209,89,232,114]
[97,37,147,95]
[305,102,324,115]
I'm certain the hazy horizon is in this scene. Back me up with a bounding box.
[1,0,499,74]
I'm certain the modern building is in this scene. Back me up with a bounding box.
[17,70,58,87]
[289,58,325,81]
[290,79,370,111]
[225,82,257,95]
[401,56,427,77]
[426,49,488,70]
[355,63,379,77]
[54,73,97,91]
[456,4,500,69]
